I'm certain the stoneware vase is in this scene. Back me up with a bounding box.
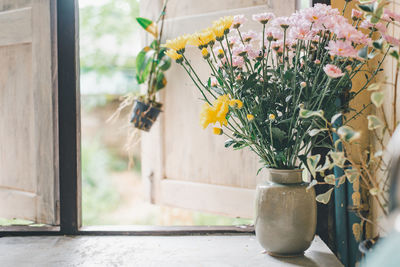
[255,168,317,257]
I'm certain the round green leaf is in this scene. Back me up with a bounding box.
[371,91,384,108]
[337,126,360,143]
[367,115,383,130]
[316,188,334,204]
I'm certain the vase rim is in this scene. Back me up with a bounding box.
[267,168,303,173]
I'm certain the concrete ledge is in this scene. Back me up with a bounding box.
[0,235,342,266]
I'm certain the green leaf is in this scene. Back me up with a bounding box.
[358,46,368,59]
[345,169,359,183]
[307,154,321,178]
[224,139,235,148]
[329,151,346,168]
[371,6,383,23]
[390,50,400,60]
[358,4,374,13]
[155,72,166,91]
[337,126,360,143]
[324,174,336,185]
[159,57,171,71]
[367,115,383,130]
[316,188,334,204]
[308,128,327,137]
[371,91,384,107]
[306,179,317,192]
[373,39,383,50]
[338,175,346,186]
[367,83,380,91]
[316,157,333,172]
[369,187,380,195]
[331,113,342,125]
[299,109,325,120]
[136,17,153,31]
[270,127,287,142]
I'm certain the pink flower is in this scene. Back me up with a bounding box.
[242,30,258,42]
[228,35,240,46]
[326,40,358,58]
[232,56,245,68]
[324,64,345,78]
[360,20,374,30]
[245,44,261,59]
[210,77,218,87]
[252,12,275,24]
[383,34,400,47]
[374,22,387,34]
[265,27,283,41]
[232,15,247,28]
[351,9,363,20]
[271,16,291,28]
[384,9,400,22]
[314,59,321,64]
[232,44,248,57]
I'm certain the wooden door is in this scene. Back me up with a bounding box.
[0,0,58,224]
[141,0,296,219]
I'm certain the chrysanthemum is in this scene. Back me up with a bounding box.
[199,95,242,129]
[326,40,358,58]
[252,12,275,24]
[165,49,183,63]
[323,64,345,78]
[232,15,247,28]
[164,35,189,54]
[188,30,215,49]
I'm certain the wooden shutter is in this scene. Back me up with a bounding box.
[0,0,58,224]
[141,0,296,218]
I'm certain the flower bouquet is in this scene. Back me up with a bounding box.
[163,3,385,256]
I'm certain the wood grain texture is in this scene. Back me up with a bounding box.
[141,0,296,217]
[0,0,57,224]
[0,7,32,47]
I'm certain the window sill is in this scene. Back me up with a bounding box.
[0,235,342,266]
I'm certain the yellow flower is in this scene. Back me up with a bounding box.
[188,29,215,49]
[201,48,210,59]
[165,49,183,63]
[213,16,234,31]
[229,99,243,109]
[247,114,255,121]
[199,95,231,129]
[269,114,276,120]
[164,35,189,53]
[211,24,225,41]
[213,127,223,135]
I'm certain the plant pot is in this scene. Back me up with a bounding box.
[255,168,317,257]
[130,100,161,132]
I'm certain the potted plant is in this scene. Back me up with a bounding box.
[130,0,170,132]
[302,0,400,256]
[163,3,383,256]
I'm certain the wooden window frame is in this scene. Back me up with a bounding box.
[0,0,327,237]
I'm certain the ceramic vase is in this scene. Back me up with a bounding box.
[255,168,317,257]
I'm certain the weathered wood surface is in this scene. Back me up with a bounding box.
[0,0,58,224]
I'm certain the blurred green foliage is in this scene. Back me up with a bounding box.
[81,139,121,225]
[80,0,140,76]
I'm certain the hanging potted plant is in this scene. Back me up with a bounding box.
[163,3,384,256]
[130,0,170,132]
